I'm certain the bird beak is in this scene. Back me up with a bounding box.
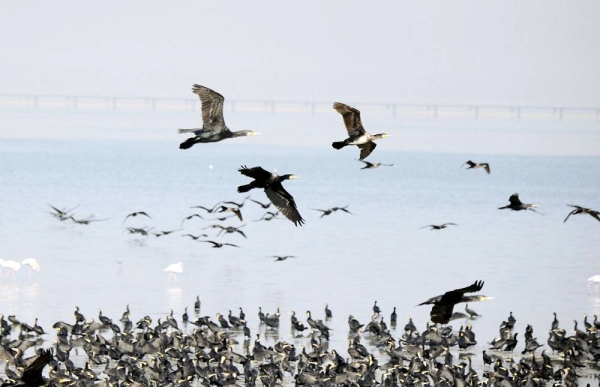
[383,134,392,138]
[249,131,261,136]
[289,175,299,179]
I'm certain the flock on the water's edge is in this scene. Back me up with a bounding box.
[1,83,599,386]
[2,297,600,387]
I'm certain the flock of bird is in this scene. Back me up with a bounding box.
[1,293,600,387]
[1,83,598,386]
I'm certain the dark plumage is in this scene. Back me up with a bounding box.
[200,240,240,248]
[563,204,600,223]
[418,280,490,324]
[498,193,541,213]
[358,160,394,169]
[123,211,151,223]
[268,255,296,261]
[462,160,490,174]
[19,348,53,386]
[237,166,304,226]
[332,102,391,160]
[420,223,457,230]
[178,84,259,149]
[311,206,352,218]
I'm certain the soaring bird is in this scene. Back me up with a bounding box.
[358,160,394,169]
[178,84,260,149]
[418,280,490,324]
[200,240,240,248]
[331,102,391,160]
[498,193,541,213]
[461,160,490,174]
[311,206,352,218]
[268,255,296,261]
[420,223,457,230]
[563,204,600,223]
[237,166,305,226]
[123,212,151,223]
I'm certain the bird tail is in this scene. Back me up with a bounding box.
[332,141,346,150]
[178,128,197,134]
[237,184,254,193]
[179,138,196,150]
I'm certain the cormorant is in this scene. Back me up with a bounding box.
[311,206,352,218]
[563,204,600,223]
[465,304,480,318]
[331,102,391,160]
[418,280,490,324]
[200,240,240,248]
[237,166,305,226]
[123,211,151,223]
[358,160,394,169]
[461,160,490,174]
[420,223,457,230]
[325,304,332,319]
[498,193,541,213]
[18,348,53,386]
[250,199,272,209]
[178,84,260,149]
[268,255,296,261]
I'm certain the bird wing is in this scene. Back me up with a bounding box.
[21,348,53,385]
[430,303,455,324]
[590,210,600,222]
[238,165,273,180]
[449,280,485,296]
[482,163,491,174]
[333,102,365,136]
[357,142,376,160]
[442,223,457,226]
[563,209,577,223]
[265,185,305,226]
[192,84,227,131]
[508,194,522,206]
[461,160,476,169]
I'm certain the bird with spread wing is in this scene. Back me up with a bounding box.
[418,280,491,324]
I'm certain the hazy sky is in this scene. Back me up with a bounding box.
[2,1,600,107]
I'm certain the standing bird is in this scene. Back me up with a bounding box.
[237,166,305,226]
[588,275,600,294]
[498,193,542,213]
[420,223,457,230]
[461,160,490,174]
[21,258,41,278]
[563,204,600,223]
[164,262,183,282]
[418,280,491,324]
[178,84,260,149]
[123,211,151,223]
[332,102,391,160]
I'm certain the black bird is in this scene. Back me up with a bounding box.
[200,240,240,248]
[123,211,151,223]
[311,206,352,218]
[181,214,204,226]
[268,255,296,261]
[563,204,600,223]
[418,280,490,324]
[216,205,243,221]
[18,348,53,386]
[465,304,480,318]
[151,229,181,237]
[194,296,201,312]
[69,215,108,225]
[178,84,260,149]
[331,102,391,160]
[325,304,332,319]
[358,160,394,169]
[498,193,541,213]
[390,307,397,324]
[254,211,280,222]
[47,204,79,222]
[237,166,305,226]
[373,301,381,315]
[181,233,208,240]
[221,195,250,208]
[420,223,457,230]
[190,202,223,213]
[461,160,490,174]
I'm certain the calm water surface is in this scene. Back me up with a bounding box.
[1,139,599,377]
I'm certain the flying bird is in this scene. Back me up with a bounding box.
[237,166,305,226]
[268,255,296,261]
[420,223,458,230]
[331,102,391,160]
[123,211,151,223]
[178,84,260,149]
[563,204,600,223]
[358,160,394,169]
[18,348,53,387]
[250,199,272,209]
[181,213,204,226]
[311,206,352,218]
[190,202,224,213]
[181,233,208,240]
[498,193,542,213]
[461,160,490,174]
[200,240,240,248]
[418,280,490,324]
[216,205,243,221]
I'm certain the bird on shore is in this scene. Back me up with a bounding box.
[420,223,457,230]
[358,160,394,169]
[563,204,600,223]
[237,166,304,226]
[178,84,260,149]
[123,212,151,223]
[461,160,490,174]
[418,280,490,324]
[498,193,542,213]
[311,206,352,218]
[164,262,183,282]
[331,102,391,160]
